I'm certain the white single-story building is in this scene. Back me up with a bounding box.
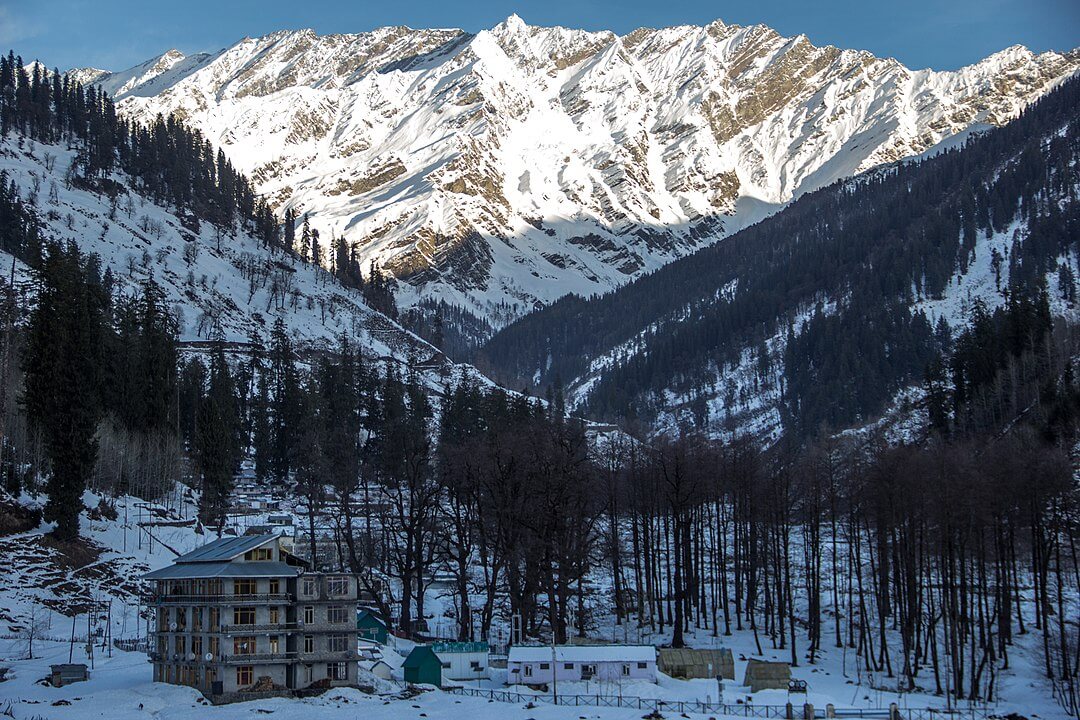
[432,641,490,681]
[507,645,657,685]
[368,660,394,680]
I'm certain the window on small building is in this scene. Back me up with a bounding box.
[471,660,483,670]
[244,548,272,561]
[328,634,349,653]
[637,662,647,669]
[327,605,348,624]
[539,662,550,670]
[622,665,630,676]
[329,662,348,680]
[233,607,256,626]
[233,637,256,655]
[304,635,314,653]
[441,661,451,669]
[236,666,254,687]
[234,578,257,595]
[325,576,349,596]
[524,665,533,677]
[563,663,574,670]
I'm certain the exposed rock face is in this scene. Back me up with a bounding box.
[80,16,1080,324]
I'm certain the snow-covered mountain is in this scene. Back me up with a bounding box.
[75,16,1080,326]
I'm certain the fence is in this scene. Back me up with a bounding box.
[442,687,995,719]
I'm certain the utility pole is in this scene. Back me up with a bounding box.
[551,630,558,704]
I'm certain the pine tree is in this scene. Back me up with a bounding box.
[21,243,108,541]
[195,341,239,530]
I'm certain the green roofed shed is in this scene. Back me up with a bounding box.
[403,645,442,686]
[357,608,389,645]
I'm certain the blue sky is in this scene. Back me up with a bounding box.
[2,0,1077,73]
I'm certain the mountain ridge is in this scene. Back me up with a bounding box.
[71,18,1080,330]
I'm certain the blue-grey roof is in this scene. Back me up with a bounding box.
[172,534,278,564]
[142,560,300,581]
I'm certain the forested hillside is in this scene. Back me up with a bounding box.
[477,72,1080,438]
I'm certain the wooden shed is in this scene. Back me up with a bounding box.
[742,658,791,692]
[403,646,442,686]
[357,608,389,645]
[658,647,735,680]
[49,663,88,687]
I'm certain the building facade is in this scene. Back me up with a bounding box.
[432,641,489,681]
[143,534,361,702]
[507,645,657,685]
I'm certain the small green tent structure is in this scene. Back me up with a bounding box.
[403,646,442,686]
[658,647,735,679]
[357,608,389,645]
[742,658,791,692]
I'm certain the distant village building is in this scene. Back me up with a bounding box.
[402,645,442,686]
[657,647,735,680]
[742,658,791,692]
[142,534,361,702]
[432,641,489,681]
[506,645,657,685]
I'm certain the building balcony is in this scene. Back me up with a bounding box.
[219,623,297,634]
[219,652,296,664]
[146,593,291,604]
[296,651,356,663]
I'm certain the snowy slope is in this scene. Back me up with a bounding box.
[76,17,1080,324]
[0,133,490,396]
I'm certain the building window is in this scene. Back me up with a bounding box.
[269,608,280,625]
[303,606,314,624]
[302,578,317,596]
[622,665,630,676]
[471,660,483,670]
[192,609,202,630]
[637,662,647,669]
[441,661,450,669]
[176,607,186,629]
[192,636,203,656]
[268,578,280,594]
[234,578,257,595]
[233,607,256,626]
[233,637,256,655]
[174,635,186,655]
[524,665,533,678]
[304,635,314,653]
[269,636,280,654]
[329,662,348,680]
[563,663,574,670]
[328,634,349,653]
[327,605,348,624]
[244,548,272,561]
[209,636,219,657]
[325,576,348,596]
[209,608,219,630]
[539,662,550,670]
[236,666,254,687]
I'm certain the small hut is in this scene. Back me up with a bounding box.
[403,646,442,686]
[49,664,88,687]
[357,608,389,645]
[369,660,394,680]
[742,658,791,692]
[658,648,735,680]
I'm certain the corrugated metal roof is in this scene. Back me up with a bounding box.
[142,561,300,580]
[172,534,278,564]
[508,645,656,663]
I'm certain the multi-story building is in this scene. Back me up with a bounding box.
[143,534,360,702]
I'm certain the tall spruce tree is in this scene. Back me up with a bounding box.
[22,242,108,540]
[195,341,239,531]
